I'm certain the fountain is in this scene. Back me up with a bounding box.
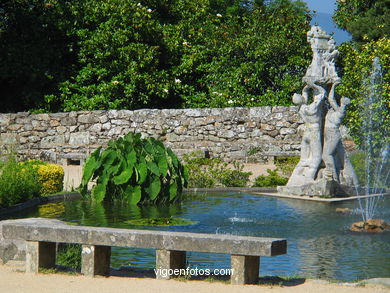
[277,26,389,231]
[350,57,390,232]
[277,26,361,198]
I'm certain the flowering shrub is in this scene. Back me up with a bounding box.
[0,155,40,208]
[37,164,64,195]
[21,160,64,195]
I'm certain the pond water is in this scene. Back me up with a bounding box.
[4,192,390,282]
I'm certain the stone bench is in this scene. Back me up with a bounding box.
[1,218,287,285]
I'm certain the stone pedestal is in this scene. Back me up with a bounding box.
[81,245,111,277]
[278,180,384,198]
[155,249,186,280]
[231,255,260,285]
[25,241,56,273]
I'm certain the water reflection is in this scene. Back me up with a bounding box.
[6,192,390,281]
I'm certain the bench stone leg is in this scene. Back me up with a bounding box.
[155,249,186,280]
[26,241,56,273]
[81,245,111,277]
[231,255,260,285]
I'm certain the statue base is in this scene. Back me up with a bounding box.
[277,179,382,198]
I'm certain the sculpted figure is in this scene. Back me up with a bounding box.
[323,81,358,185]
[322,39,340,84]
[287,81,326,185]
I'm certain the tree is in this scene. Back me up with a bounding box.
[337,38,389,149]
[333,0,390,43]
[1,0,312,112]
[48,0,311,111]
[0,0,75,112]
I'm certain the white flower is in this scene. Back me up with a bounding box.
[147,8,152,13]
[137,3,142,6]
[227,99,234,104]
[163,89,169,93]
[182,41,189,46]
[216,13,222,17]
[112,80,119,85]
[250,97,254,101]
[175,78,181,84]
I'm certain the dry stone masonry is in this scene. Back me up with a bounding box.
[0,107,352,165]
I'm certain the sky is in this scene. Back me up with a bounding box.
[301,0,351,44]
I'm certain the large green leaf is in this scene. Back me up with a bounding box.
[124,185,142,205]
[81,147,102,187]
[146,178,161,201]
[106,163,121,177]
[113,168,133,185]
[147,161,160,176]
[136,162,148,184]
[167,148,179,168]
[127,150,137,166]
[157,155,168,177]
[169,181,178,201]
[143,140,155,155]
[92,181,107,203]
[101,149,117,165]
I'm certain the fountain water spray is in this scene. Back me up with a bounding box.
[355,57,389,223]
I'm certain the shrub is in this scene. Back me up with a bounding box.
[0,155,41,208]
[253,169,288,187]
[37,163,64,195]
[182,152,225,188]
[20,160,64,195]
[79,132,188,204]
[182,151,252,188]
[220,161,252,187]
[274,156,300,177]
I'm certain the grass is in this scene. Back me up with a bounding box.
[38,267,78,275]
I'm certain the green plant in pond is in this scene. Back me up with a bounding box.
[79,133,188,204]
[182,151,251,188]
[125,217,198,227]
[56,244,82,271]
[253,169,288,188]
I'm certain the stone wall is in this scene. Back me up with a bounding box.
[0,107,353,165]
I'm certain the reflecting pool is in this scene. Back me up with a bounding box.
[4,192,390,282]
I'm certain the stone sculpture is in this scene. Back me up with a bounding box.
[323,81,358,186]
[278,26,359,197]
[287,82,325,186]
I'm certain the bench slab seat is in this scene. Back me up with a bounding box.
[1,218,287,285]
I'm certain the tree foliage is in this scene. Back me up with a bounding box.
[337,38,389,149]
[0,0,311,112]
[333,0,390,43]
[0,0,76,112]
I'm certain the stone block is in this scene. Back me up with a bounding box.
[249,107,272,120]
[81,245,111,277]
[0,114,11,126]
[25,241,56,273]
[155,250,186,280]
[69,132,90,146]
[0,133,19,145]
[231,255,260,285]
[60,117,77,126]
[184,109,203,117]
[40,135,65,148]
